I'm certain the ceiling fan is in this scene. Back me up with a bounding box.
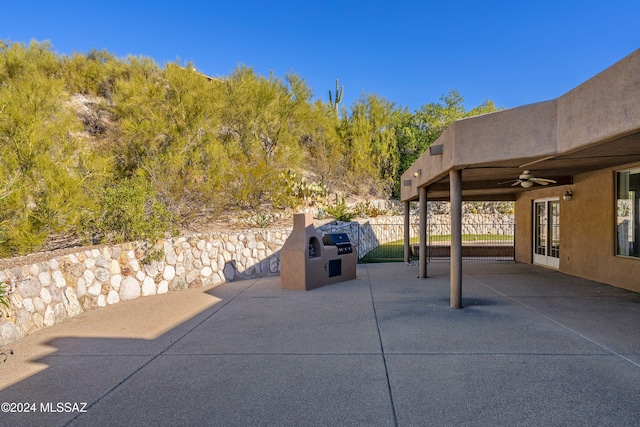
[500,170,557,188]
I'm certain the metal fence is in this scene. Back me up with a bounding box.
[354,222,515,263]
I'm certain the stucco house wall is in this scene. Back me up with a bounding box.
[515,165,640,293]
[557,50,640,152]
[454,100,558,167]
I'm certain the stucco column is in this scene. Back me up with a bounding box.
[419,186,428,278]
[450,169,462,308]
[403,200,410,263]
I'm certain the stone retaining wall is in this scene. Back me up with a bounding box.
[428,213,515,236]
[328,214,514,255]
[0,229,290,346]
[0,213,513,345]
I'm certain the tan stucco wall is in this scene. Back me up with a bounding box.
[557,50,640,152]
[516,166,640,293]
[401,126,456,201]
[454,100,557,166]
[401,100,558,201]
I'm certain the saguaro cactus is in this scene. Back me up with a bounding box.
[328,78,344,117]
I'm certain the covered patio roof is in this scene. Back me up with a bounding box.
[401,48,640,202]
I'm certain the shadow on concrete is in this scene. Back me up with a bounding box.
[1,261,640,426]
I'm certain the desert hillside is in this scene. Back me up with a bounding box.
[0,40,499,259]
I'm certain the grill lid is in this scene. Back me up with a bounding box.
[322,233,351,246]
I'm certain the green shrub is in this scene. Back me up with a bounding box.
[325,195,356,222]
[0,41,97,257]
[316,208,329,220]
[354,200,386,218]
[496,202,515,215]
[94,178,175,244]
[246,212,275,228]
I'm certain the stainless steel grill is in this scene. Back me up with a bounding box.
[322,233,353,255]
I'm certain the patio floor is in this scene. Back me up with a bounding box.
[1,261,639,426]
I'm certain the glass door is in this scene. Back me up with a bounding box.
[533,198,560,268]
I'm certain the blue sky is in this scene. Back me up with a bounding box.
[2,1,639,112]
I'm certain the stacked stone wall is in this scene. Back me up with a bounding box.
[0,213,513,345]
[339,214,514,255]
[0,230,289,346]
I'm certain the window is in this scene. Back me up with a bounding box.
[616,168,640,257]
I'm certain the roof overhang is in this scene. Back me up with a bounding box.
[401,48,640,202]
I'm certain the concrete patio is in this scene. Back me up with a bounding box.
[1,261,639,426]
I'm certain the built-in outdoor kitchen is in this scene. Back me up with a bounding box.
[280,213,357,290]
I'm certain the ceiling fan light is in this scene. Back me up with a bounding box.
[520,171,532,180]
[521,181,534,188]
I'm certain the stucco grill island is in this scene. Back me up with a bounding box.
[280,213,357,291]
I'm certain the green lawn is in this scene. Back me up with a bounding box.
[360,239,411,263]
[359,234,514,263]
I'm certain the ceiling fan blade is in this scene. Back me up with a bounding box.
[511,180,522,187]
[498,179,517,185]
[531,177,557,184]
